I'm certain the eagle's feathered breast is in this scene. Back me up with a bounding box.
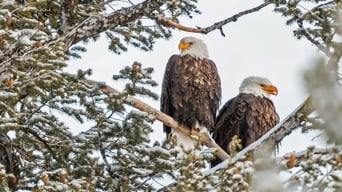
[161,54,221,134]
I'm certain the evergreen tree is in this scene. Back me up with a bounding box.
[0,0,340,191]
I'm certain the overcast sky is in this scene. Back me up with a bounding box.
[65,0,329,155]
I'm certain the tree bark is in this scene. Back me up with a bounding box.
[69,0,166,45]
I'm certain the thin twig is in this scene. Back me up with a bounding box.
[151,2,271,36]
[201,2,271,35]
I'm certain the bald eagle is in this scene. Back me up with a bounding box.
[161,36,221,150]
[211,76,279,166]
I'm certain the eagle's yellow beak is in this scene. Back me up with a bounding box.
[261,85,278,95]
[178,41,191,51]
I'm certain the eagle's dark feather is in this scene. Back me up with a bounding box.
[161,54,221,135]
[211,93,279,166]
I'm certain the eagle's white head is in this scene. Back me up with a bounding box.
[239,76,278,98]
[178,36,209,59]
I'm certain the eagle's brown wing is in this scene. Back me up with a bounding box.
[211,93,279,166]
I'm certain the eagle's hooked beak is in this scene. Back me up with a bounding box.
[178,41,191,51]
[261,85,278,95]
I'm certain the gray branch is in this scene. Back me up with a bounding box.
[69,0,166,45]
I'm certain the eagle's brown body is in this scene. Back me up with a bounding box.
[161,54,221,139]
[213,93,279,151]
[211,76,279,167]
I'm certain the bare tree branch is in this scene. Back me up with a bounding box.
[150,2,270,36]
[74,74,230,161]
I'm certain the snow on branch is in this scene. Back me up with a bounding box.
[71,0,166,45]
[292,0,338,57]
[76,74,230,161]
[278,146,342,169]
[150,2,270,36]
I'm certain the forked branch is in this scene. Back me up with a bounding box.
[151,2,270,36]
